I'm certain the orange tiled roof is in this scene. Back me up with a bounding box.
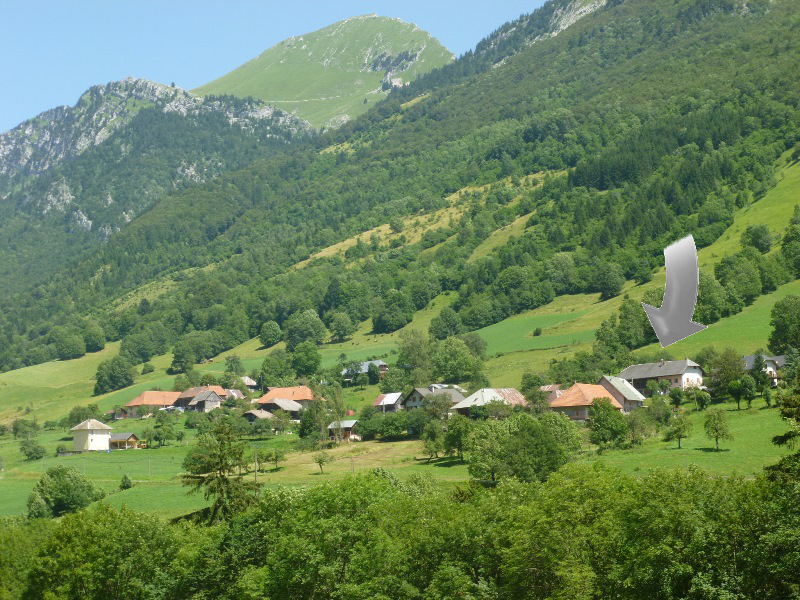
[550,383,623,410]
[126,391,181,407]
[258,385,320,403]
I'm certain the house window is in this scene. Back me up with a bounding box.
[674,378,678,384]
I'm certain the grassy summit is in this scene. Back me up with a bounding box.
[193,14,454,129]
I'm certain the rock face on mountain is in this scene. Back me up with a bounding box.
[0,77,309,179]
[193,15,454,129]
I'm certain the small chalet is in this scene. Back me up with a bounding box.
[176,386,229,409]
[240,376,258,391]
[328,419,359,441]
[258,386,319,410]
[373,392,403,412]
[549,383,622,421]
[109,432,139,450]
[71,419,112,452]
[598,376,646,413]
[243,409,273,422]
[450,388,527,416]
[618,359,704,393]
[341,360,389,380]
[743,354,784,385]
[186,390,223,413]
[123,390,181,418]
[401,385,466,409]
[258,397,303,419]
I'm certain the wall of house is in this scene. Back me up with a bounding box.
[551,406,589,420]
[404,391,425,409]
[73,430,109,451]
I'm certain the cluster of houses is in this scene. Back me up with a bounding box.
[70,354,784,452]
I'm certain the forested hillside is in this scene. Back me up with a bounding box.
[0,0,797,380]
[0,79,309,292]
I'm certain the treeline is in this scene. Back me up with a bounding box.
[2,464,800,598]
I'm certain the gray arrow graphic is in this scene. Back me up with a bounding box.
[642,235,707,347]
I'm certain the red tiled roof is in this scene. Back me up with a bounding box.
[258,385,320,403]
[550,383,623,410]
[126,391,181,407]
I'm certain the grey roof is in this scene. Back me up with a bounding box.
[341,360,388,376]
[328,419,358,429]
[618,359,703,380]
[71,419,112,431]
[428,388,466,404]
[110,432,138,441]
[599,376,646,402]
[240,376,258,387]
[743,355,784,370]
[188,390,223,406]
[244,409,273,420]
[260,398,303,412]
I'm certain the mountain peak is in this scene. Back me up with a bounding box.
[193,15,454,129]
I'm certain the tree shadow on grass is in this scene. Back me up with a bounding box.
[695,447,731,453]
[414,456,464,468]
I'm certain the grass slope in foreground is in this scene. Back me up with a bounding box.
[193,14,453,129]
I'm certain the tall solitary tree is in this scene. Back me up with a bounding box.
[704,408,733,451]
[182,419,256,523]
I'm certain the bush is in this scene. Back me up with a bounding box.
[55,444,68,457]
[120,474,133,490]
[141,363,155,375]
[20,439,47,461]
[27,465,105,518]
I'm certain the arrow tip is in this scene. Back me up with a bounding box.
[642,303,707,348]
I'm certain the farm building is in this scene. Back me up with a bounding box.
[341,360,389,381]
[549,383,622,421]
[258,386,320,409]
[109,432,139,450]
[243,409,273,422]
[122,390,181,418]
[257,397,303,419]
[373,392,403,412]
[71,419,112,452]
[240,376,258,391]
[328,419,359,441]
[450,388,527,416]
[186,390,223,413]
[618,359,704,393]
[539,384,563,404]
[743,354,784,385]
[176,386,229,409]
[597,376,646,413]
[401,385,466,409]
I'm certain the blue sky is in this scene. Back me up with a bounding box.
[0,1,545,132]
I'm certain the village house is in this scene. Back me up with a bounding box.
[618,359,704,393]
[400,385,466,409]
[450,388,527,417]
[257,397,303,419]
[341,360,389,381]
[109,432,139,450]
[122,390,182,418]
[328,419,359,441]
[258,385,320,410]
[175,386,229,409]
[71,419,112,452]
[186,390,223,413]
[539,384,563,404]
[549,383,622,421]
[743,354,784,385]
[373,392,403,412]
[243,409,273,422]
[240,376,259,392]
[226,388,246,401]
[597,376,646,413]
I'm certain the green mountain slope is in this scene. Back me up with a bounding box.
[193,14,454,129]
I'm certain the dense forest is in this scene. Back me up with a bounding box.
[0,0,797,380]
